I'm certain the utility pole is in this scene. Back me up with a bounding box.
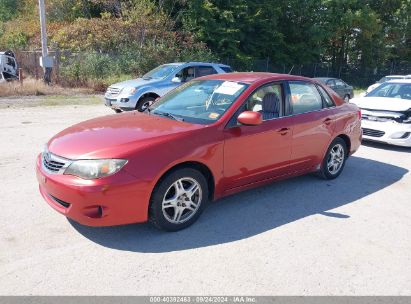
[38,0,53,84]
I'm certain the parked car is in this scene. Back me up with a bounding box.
[366,75,407,93]
[351,79,411,147]
[0,51,18,82]
[36,73,362,231]
[104,62,233,112]
[314,77,354,102]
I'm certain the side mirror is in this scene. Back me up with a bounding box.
[172,77,182,83]
[237,111,262,126]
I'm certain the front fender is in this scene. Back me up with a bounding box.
[134,87,161,101]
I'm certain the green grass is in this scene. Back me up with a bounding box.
[0,95,103,109]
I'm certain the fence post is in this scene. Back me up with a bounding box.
[34,52,39,80]
[18,68,23,86]
[55,49,60,84]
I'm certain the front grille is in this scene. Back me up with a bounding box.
[106,87,121,96]
[362,128,385,138]
[42,152,69,173]
[49,194,70,208]
[362,115,392,122]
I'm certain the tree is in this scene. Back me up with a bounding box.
[0,0,17,22]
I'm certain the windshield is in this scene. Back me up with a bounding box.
[378,76,404,83]
[149,80,248,124]
[367,82,411,100]
[143,64,179,80]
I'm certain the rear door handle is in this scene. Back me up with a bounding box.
[323,118,332,125]
[277,127,290,135]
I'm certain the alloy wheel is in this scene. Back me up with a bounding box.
[162,177,202,224]
[327,143,345,175]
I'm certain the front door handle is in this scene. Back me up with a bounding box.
[277,127,290,135]
[323,118,332,125]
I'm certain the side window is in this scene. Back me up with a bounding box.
[220,66,233,73]
[175,66,195,82]
[335,79,345,87]
[244,83,283,120]
[197,66,217,77]
[289,82,323,115]
[317,85,335,107]
[327,79,336,87]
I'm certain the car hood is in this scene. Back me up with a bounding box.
[350,97,411,112]
[110,77,163,89]
[48,112,204,159]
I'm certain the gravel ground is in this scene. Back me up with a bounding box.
[0,102,410,295]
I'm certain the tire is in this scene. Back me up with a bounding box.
[318,137,348,180]
[136,96,156,112]
[113,109,122,113]
[149,168,209,231]
[343,95,350,102]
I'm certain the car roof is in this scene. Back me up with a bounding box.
[314,77,337,81]
[165,62,231,67]
[198,72,310,84]
[387,79,411,84]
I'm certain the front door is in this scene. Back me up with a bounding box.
[223,82,293,190]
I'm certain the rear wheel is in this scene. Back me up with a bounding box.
[318,137,347,180]
[136,96,156,112]
[149,168,209,231]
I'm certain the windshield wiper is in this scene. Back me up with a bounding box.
[152,110,184,122]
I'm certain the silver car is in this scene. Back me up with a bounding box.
[104,62,233,112]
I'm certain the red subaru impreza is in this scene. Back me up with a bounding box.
[36,73,362,231]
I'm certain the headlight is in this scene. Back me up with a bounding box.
[64,159,128,179]
[124,87,137,95]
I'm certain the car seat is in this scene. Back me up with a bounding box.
[260,92,280,120]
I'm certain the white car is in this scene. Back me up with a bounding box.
[0,51,18,82]
[351,79,411,147]
[366,75,407,93]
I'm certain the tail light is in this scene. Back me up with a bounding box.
[358,110,362,119]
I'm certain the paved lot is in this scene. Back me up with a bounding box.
[0,103,410,295]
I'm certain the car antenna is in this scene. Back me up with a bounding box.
[288,65,294,74]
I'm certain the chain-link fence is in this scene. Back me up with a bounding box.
[14,50,411,88]
[223,58,411,87]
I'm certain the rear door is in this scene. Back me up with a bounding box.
[287,81,337,173]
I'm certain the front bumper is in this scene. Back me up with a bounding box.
[361,119,411,147]
[36,154,151,226]
[104,94,138,111]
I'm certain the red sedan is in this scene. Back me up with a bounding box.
[36,73,362,231]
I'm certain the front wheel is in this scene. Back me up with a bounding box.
[318,137,347,180]
[136,96,156,112]
[149,168,209,231]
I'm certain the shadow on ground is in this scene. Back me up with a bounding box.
[70,156,408,253]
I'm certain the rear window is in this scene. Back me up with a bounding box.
[197,66,217,77]
[317,85,335,107]
[220,66,233,73]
